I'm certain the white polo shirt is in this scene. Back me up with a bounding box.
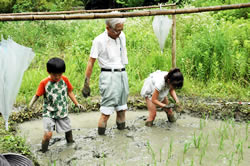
[90,30,128,69]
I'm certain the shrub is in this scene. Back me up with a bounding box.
[0,0,15,13]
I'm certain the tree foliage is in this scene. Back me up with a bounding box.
[0,0,83,13]
[0,0,15,13]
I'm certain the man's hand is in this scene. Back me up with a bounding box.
[77,104,84,110]
[82,77,90,98]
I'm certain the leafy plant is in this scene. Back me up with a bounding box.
[0,135,31,156]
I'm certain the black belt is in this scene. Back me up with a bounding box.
[101,68,125,72]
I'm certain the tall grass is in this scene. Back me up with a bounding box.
[0,11,249,103]
[177,13,249,83]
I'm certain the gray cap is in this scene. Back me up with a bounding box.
[0,153,33,166]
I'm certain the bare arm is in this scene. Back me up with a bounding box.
[85,57,96,82]
[29,95,39,108]
[169,88,179,104]
[151,89,166,108]
[82,57,96,97]
[68,91,79,106]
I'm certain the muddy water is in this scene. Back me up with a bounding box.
[18,110,250,166]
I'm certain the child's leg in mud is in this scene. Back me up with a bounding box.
[116,110,126,130]
[98,113,110,135]
[145,97,157,127]
[65,130,74,143]
[163,97,176,122]
[41,131,52,153]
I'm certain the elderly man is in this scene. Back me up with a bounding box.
[82,18,129,135]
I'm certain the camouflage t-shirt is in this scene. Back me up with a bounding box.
[36,76,73,119]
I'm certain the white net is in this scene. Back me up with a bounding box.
[0,38,35,130]
[152,15,173,53]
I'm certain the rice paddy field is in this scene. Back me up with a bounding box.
[0,1,249,165]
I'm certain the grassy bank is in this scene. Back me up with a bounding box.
[0,11,249,104]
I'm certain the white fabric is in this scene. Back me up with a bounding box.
[90,30,128,68]
[100,104,128,115]
[0,38,35,130]
[141,70,169,101]
[152,16,172,53]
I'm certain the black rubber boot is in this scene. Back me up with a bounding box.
[41,140,49,153]
[145,121,154,127]
[65,130,75,143]
[116,122,125,130]
[98,127,106,135]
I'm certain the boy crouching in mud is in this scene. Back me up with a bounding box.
[29,57,83,153]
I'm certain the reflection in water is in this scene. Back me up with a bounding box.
[18,110,250,166]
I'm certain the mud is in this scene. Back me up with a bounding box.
[10,96,249,125]
[18,111,250,166]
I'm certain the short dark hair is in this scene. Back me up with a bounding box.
[165,68,184,89]
[47,57,65,73]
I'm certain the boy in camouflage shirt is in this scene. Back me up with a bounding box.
[29,57,83,153]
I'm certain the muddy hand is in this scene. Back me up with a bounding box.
[163,103,175,109]
[82,77,90,98]
[175,103,183,113]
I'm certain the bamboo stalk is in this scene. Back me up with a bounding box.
[171,5,176,68]
[0,3,249,22]
[0,4,176,16]
[72,4,176,11]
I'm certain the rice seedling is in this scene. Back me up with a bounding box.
[146,141,156,165]
[177,160,181,166]
[202,112,206,120]
[222,123,229,140]
[199,147,206,165]
[231,128,236,144]
[193,132,203,150]
[209,110,212,119]
[190,158,194,166]
[235,140,244,164]
[167,138,173,160]
[183,142,191,161]
[159,147,163,162]
[218,133,224,150]
[200,119,206,130]
[193,132,197,148]
[229,118,236,128]
[48,160,56,166]
[228,151,235,166]
[204,134,209,149]
[245,122,248,141]
[165,138,173,166]
[102,152,106,166]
